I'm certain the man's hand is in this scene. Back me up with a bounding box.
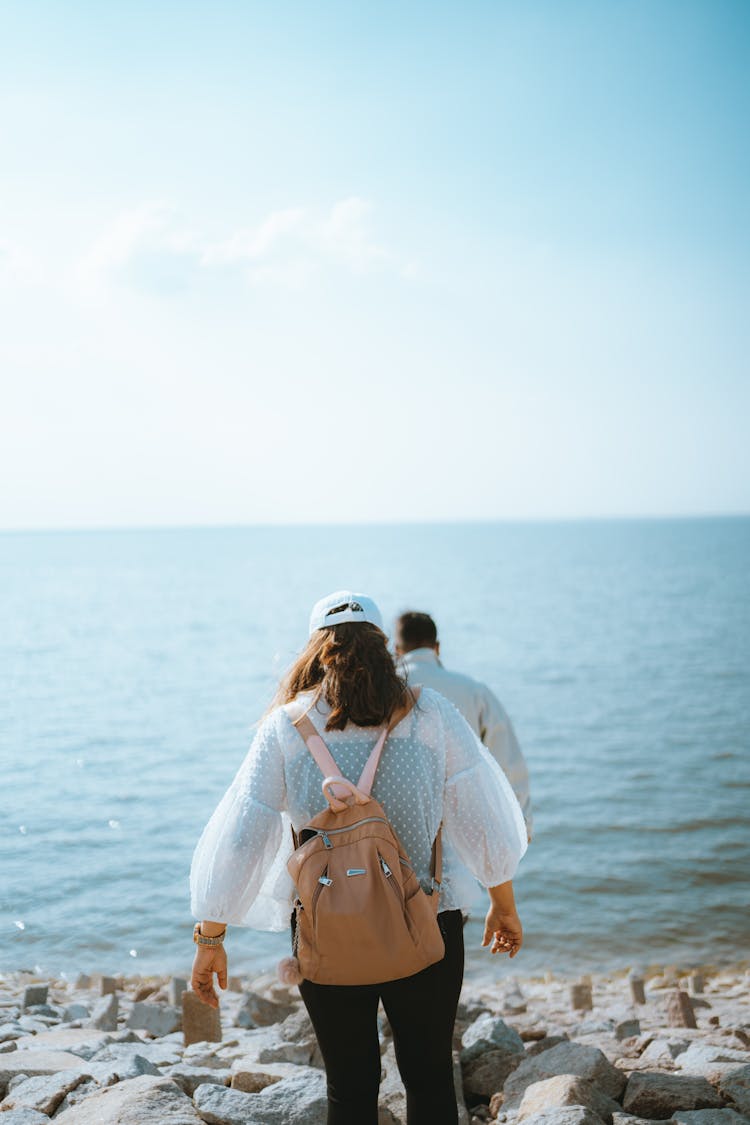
[191,944,227,1008]
[482,905,523,958]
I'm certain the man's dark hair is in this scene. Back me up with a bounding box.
[394,611,438,653]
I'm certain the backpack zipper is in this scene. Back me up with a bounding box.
[378,852,404,908]
[311,866,329,925]
[312,816,389,849]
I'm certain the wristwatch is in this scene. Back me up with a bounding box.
[193,922,226,947]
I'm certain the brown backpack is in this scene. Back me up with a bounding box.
[284,686,445,986]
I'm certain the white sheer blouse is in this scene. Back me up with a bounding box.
[189,686,528,930]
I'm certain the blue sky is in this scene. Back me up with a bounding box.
[1,1,748,528]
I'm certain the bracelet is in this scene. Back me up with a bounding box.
[193,922,226,947]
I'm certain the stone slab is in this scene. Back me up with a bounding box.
[182,990,221,1046]
[0,1052,89,1099]
[53,1074,204,1123]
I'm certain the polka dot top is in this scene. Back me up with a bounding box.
[190,686,528,930]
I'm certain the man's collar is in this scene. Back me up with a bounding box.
[399,647,440,665]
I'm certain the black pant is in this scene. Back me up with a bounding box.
[296,909,464,1125]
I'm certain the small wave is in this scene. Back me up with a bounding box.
[601,816,750,834]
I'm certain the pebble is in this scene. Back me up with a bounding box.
[571,983,594,1011]
[21,989,48,1011]
[667,989,699,1029]
[127,1002,181,1037]
[88,993,118,1032]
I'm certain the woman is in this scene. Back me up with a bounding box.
[190,590,527,1125]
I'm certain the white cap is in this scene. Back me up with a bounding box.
[308,590,383,635]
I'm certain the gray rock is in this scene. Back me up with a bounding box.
[623,1072,724,1118]
[515,1109,605,1125]
[628,976,646,1005]
[13,1026,116,1057]
[236,991,295,1028]
[461,1014,526,1064]
[689,973,706,995]
[671,1112,750,1124]
[502,1042,627,1111]
[230,1059,299,1092]
[638,1037,691,1065]
[611,1114,655,1125]
[7,1074,33,1093]
[99,977,118,996]
[166,1063,231,1096]
[127,1001,181,1036]
[16,1018,53,1035]
[525,1035,571,1058]
[676,1043,749,1081]
[88,993,118,1032]
[0,1069,87,1115]
[615,1018,641,1041]
[666,990,698,1029]
[194,1067,328,1124]
[52,1074,204,1123]
[63,1004,90,1022]
[88,1041,181,1069]
[183,1044,230,1068]
[21,987,48,1011]
[74,974,91,990]
[24,1004,61,1019]
[54,1077,108,1115]
[0,1110,50,1124]
[718,1064,750,1116]
[169,978,188,1008]
[86,1052,161,1083]
[503,987,529,1015]
[0,1052,88,1099]
[182,990,221,1046]
[276,1007,324,1067]
[574,1019,618,1037]
[517,1074,622,1123]
[226,1020,321,1068]
[463,1048,524,1102]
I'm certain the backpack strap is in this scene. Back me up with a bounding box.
[430,824,443,899]
[290,709,343,780]
[286,686,423,804]
[286,701,353,807]
[357,685,422,797]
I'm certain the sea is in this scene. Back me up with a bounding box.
[1,517,749,984]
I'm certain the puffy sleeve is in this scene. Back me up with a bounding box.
[437,691,528,887]
[189,708,287,925]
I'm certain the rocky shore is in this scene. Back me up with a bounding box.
[0,962,748,1124]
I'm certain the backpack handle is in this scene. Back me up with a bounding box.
[322,775,370,812]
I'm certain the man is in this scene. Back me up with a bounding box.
[394,611,533,843]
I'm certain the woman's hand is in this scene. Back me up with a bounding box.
[482,904,523,958]
[191,943,228,1008]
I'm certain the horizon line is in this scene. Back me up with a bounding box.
[1,510,748,536]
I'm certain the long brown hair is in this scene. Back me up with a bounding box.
[273,623,409,731]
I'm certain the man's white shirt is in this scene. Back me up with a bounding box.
[397,647,533,840]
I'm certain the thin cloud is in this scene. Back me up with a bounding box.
[75,198,409,296]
